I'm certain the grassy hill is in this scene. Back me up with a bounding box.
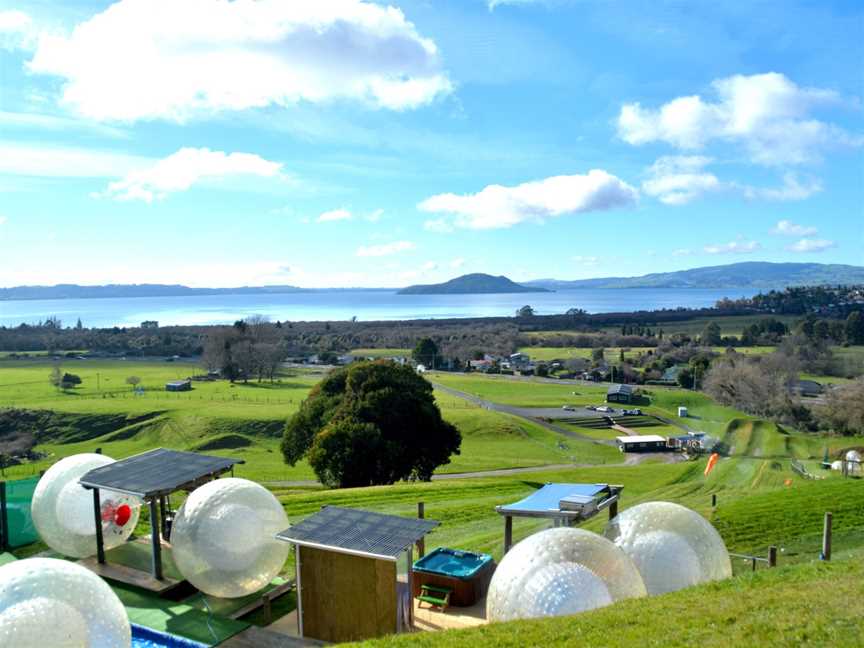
[399,273,549,295]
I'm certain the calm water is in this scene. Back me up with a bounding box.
[0,288,759,328]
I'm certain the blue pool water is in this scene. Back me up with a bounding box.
[131,624,208,648]
[414,547,493,580]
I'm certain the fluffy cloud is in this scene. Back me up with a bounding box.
[786,238,836,253]
[742,173,822,201]
[366,209,384,223]
[418,170,638,230]
[421,261,437,271]
[318,208,352,222]
[573,255,599,265]
[642,156,722,205]
[450,258,465,269]
[356,240,415,257]
[618,73,856,165]
[28,0,452,121]
[0,10,35,50]
[0,142,151,178]
[703,239,761,254]
[772,219,817,237]
[672,248,692,257]
[96,147,283,202]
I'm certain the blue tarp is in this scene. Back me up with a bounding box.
[497,483,608,515]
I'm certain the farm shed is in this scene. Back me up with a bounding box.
[606,383,637,404]
[165,379,191,392]
[276,506,438,643]
[616,434,668,453]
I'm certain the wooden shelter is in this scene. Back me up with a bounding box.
[496,483,622,554]
[78,447,242,592]
[276,506,438,643]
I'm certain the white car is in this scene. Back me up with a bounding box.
[596,406,613,413]
[561,405,576,411]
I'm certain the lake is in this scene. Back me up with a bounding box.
[0,288,760,328]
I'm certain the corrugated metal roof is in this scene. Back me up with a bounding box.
[607,383,635,394]
[496,483,611,517]
[79,448,242,498]
[616,434,666,443]
[276,506,439,560]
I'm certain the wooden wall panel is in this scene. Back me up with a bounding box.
[299,546,397,643]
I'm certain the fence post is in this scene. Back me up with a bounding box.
[416,502,425,558]
[711,493,717,508]
[822,512,833,561]
[768,545,777,568]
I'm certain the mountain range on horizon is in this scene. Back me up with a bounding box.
[1,262,863,301]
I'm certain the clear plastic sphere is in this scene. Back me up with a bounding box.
[31,454,141,558]
[845,450,862,464]
[521,563,612,619]
[171,478,290,598]
[604,501,732,595]
[0,557,131,648]
[487,527,646,622]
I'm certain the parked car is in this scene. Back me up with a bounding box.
[623,409,643,416]
[562,405,577,411]
[596,406,613,413]
[585,405,597,411]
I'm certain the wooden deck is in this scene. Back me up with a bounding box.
[219,626,326,647]
[412,594,488,632]
[77,556,182,594]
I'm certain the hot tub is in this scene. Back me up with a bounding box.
[412,548,495,606]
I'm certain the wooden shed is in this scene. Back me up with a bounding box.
[276,506,438,643]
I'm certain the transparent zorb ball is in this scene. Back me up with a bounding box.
[171,477,290,598]
[487,527,646,622]
[31,453,141,558]
[605,501,732,595]
[0,557,131,648]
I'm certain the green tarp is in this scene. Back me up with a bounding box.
[1,477,40,549]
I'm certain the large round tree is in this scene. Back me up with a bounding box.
[281,361,461,487]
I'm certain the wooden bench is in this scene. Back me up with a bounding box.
[417,584,452,610]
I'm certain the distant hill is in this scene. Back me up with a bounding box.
[526,262,864,290]
[398,273,551,295]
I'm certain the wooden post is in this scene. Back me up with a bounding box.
[417,502,425,558]
[711,493,717,508]
[822,512,833,561]
[768,545,777,568]
[608,498,618,521]
[149,498,163,580]
[0,481,8,551]
[504,515,513,554]
[93,488,105,564]
[262,592,273,625]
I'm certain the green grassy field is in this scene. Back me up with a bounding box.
[349,348,412,358]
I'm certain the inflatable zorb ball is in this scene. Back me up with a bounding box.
[31,453,141,558]
[486,528,646,622]
[604,501,732,595]
[171,478,290,598]
[0,557,131,648]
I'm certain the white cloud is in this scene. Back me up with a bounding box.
[572,255,599,266]
[0,216,7,226]
[318,208,352,222]
[424,218,455,233]
[742,173,822,201]
[421,261,437,271]
[617,72,857,165]
[771,219,818,237]
[28,0,452,122]
[365,208,384,223]
[786,238,836,253]
[96,147,283,202]
[0,10,35,50]
[642,156,722,205]
[0,110,128,138]
[450,257,465,269]
[418,170,638,230]
[704,239,761,254]
[356,240,415,257]
[672,248,692,257]
[0,142,152,178]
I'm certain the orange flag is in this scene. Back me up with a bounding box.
[704,452,719,476]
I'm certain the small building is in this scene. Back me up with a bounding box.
[509,352,531,368]
[336,354,356,365]
[616,434,668,453]
[276,506,438,643]
[606,384,637,404]
[678,406,688,418]
[165,379,191,392]
[661,366,682,383]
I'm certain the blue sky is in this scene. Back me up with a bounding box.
[0,0,861,288]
